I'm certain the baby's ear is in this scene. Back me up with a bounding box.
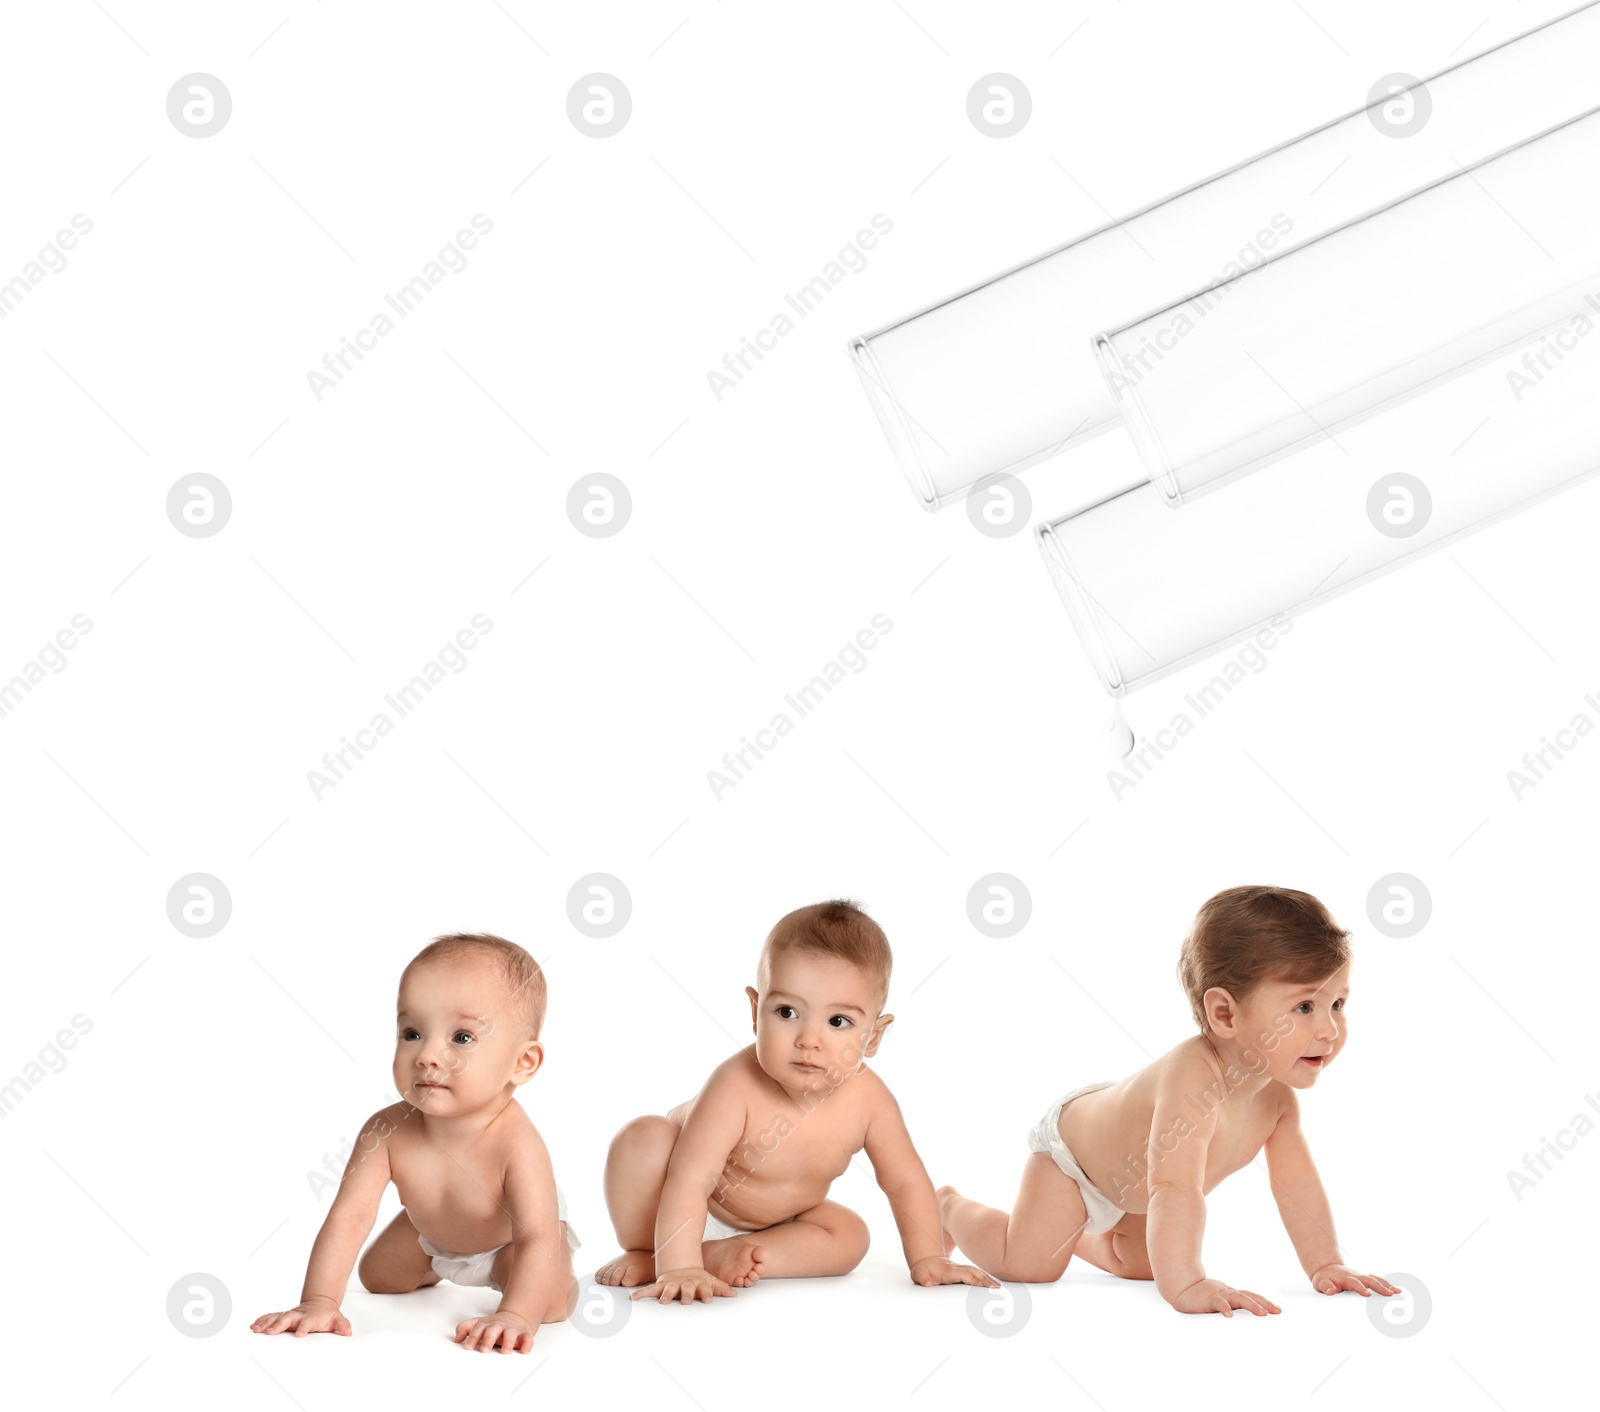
[510,1038,545,1086]
[745,986,760,1033]
[863,1012,894,1056]
[1203,986,1239,1038]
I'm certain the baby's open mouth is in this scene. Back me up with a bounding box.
[1300,1055,1326,1066]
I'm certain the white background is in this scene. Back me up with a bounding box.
[3,1,1594,1406]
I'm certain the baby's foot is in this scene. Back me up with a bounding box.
[703,1237,767,1288]
[595,1250,655,1287]
[935,1185,959,1257]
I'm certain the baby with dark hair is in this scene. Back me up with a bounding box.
[597,899,995,1304]
[939,886,1399,1316]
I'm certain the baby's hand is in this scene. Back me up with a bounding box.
[629,1267,736,1304]
[454,1310,538,1354]
[909,1256,1000,1289]
[250,1298,352,1337]
[1310,1264,1402,1298]
[1172,1278,1281,1318]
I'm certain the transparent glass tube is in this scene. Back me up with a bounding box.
[1098,106,1600,507]
[849,1,1600,510]
[1037,305,1600,698]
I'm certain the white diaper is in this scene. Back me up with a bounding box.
[413,1184,581,1291]
[703,1210,743,1242]
[1026,1082,1126,1236]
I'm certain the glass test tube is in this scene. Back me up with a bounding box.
[1037,299,1600,698]
[848,1,1600,510]
[1097,105,1600,507]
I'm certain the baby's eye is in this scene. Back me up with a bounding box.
[1295,1002,1314,1014]
[401,1028,420,1041]
[775,1005,798,1021]
[452,1031,475,1045]
[828,1015,853,1029]
[1332,998,1345,1011]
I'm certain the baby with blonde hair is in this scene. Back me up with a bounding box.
[252,933,577,1353]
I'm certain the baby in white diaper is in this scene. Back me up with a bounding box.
[410,1181,580,1290]
[252,933,577,1353]
[595,900,995,1303]
[939,886,1401,1317]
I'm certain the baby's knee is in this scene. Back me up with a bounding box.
[1109,1235,1153,1281]
[608,1114,679,1167]
[994,1251,1070,1284]
[830,1206,871,1268]
[540,1279,574,1325]
[357,1248,415,1295]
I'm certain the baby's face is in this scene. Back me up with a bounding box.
[393,957,539,1115]
[1241,961,1351,1088]
[746,950,889,1093]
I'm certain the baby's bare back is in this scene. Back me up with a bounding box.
[385,1101,532,1254]
[674,1049,877,1230]
[1059,1039,1285,1213]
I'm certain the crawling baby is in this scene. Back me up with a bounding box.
[597,899,996,1302]
[939,885,1400,1316]
[251,933,578,1353]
